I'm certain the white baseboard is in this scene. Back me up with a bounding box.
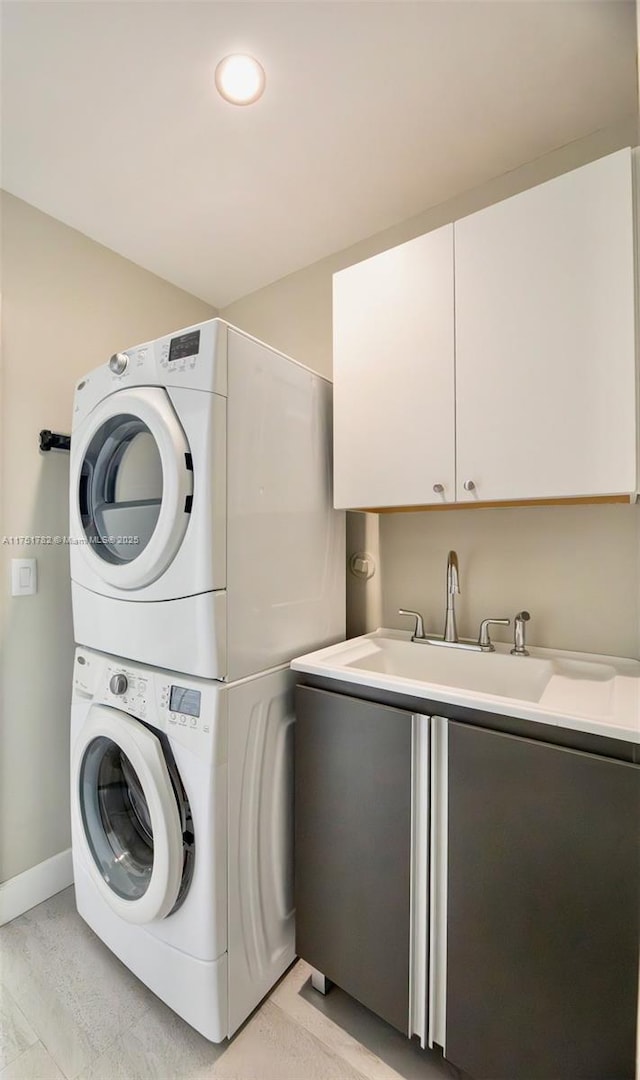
[0,849,74,926]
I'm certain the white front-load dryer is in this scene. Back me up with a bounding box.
[71,646,296,1042]
[69,318,345,680]
[69,320,227,677]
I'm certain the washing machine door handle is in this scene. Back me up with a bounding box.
[69,387,193,591]
[72,705,185,925]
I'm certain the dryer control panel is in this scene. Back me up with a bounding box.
[159,329,200,375]
[71,318,228,427]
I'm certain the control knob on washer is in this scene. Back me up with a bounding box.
[109,673,128,696]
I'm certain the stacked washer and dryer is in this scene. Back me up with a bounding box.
[68,319,344,1041]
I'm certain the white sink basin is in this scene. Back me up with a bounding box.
[341,636,554,702]
[291,629,640,743]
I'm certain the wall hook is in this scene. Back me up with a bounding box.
[39,430,71,453]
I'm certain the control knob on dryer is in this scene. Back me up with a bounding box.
[109,352,129,375]
[109,673,128,696]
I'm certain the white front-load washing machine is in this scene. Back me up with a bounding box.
[69,318,344,679]
[71,645,295,1041]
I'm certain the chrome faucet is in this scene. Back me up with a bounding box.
[398,550,514,654]
[444,550,460,642]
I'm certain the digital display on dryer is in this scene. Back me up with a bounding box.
[169,330,200,362]
[169,686,201,718]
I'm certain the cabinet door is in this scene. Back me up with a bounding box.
[455,148,636,502]
[295,685,412,1033]
[333,225,455,509]
[446,721,640,1080]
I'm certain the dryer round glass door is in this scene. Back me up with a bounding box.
[70,387,194,590]
[73,705,194,924]
[80,415,163,565]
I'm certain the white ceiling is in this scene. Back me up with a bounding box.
[2,1,637,308]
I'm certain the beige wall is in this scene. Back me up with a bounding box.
[0,192,216,883]
[222,116,640,658]
[380,506,640,658]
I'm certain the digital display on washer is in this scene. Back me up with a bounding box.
[169,686,201,718]
[169,330,200,362]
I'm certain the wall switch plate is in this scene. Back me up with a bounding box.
[11,558,37,596]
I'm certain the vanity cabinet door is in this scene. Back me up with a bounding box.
[295,685,413,1033]
[454,147,636,503]
[445,720,640,1080]
[332,225,455,510]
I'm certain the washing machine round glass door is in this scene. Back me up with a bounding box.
[70,387,193,590]
[73,705,194,924]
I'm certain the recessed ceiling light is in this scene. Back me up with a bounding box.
[215,54,266,106]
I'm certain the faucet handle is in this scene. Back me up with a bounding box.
[398,608,426,641]
[478,617,510,652]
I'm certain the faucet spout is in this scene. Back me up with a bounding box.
[444,550,460,642]
[447,550,459,596]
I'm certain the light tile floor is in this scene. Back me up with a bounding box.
[0,889,465,1080]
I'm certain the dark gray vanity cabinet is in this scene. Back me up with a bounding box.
[294,685,413,1033]
[445,721,640,1080]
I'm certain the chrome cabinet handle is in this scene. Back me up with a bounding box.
[433,483,444,494]
[399,608,426,640]
[463,480,476,492]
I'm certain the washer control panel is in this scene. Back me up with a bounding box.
[109,673,128,696]
[160,681,210,734]
[105,664,148,719]
[73,650,220,760]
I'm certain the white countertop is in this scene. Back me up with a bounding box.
[291,629,640,744]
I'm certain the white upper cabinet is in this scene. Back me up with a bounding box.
[333,225,455,509]
[332,148,637,510]
[454,148,636,503]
